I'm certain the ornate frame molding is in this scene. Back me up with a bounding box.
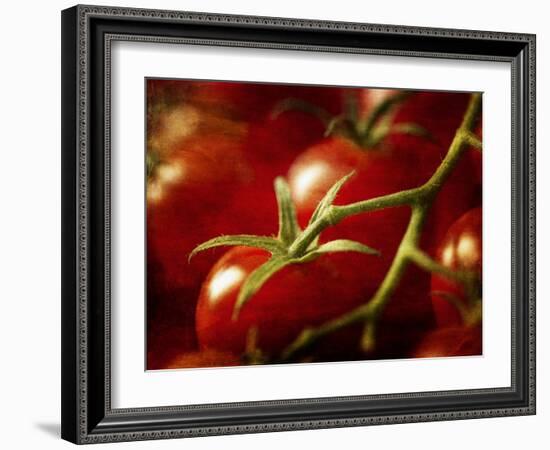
[61,5,536,444]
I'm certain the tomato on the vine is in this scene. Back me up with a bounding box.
[195,246,381,360]
[430,207,482,328]
[151,85,482,368]
[146,81,348,368]
[280,91,483,357]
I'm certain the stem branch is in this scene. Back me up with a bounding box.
[405,246,465,283]
[279,92,482,361]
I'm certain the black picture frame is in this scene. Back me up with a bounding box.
[61,4,536,444]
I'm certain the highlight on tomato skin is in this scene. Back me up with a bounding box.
[430,207,482,328]
[194,251,434,363]
[145,79,483,369]
[195,246,373,361]
[409,207,483,360]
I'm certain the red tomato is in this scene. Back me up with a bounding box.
[412,325,482,358]
[195,245,431,361]
[147,132,257,369]
[430,207,482,327]
[195,247,367,360]
[148,133,254,287]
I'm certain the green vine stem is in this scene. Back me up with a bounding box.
[279,92,482,361]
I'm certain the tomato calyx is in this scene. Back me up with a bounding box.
[272,90,429,150]
[189,173,379,319]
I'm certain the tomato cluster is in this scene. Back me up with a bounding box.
[146,80,482,369]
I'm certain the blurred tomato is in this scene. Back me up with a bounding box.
[430,207,482,327]
[412,325,482,358]
[147,131,255,369]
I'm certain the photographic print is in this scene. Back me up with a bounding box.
[146,80,483,370]
[61,8,535,442]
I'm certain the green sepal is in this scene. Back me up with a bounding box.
[298,239,379,263]
[359,91,410,137]
[189,235,285,261]
[365,121,430,148]
[233,238,378,318]
[275,177,301,246]
[324,115,347,137]
[390,122,430,138]
[233,256,292,319]
[270,97,332,127]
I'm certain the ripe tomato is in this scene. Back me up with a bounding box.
[146,132,256,369]
[430,207,482,327]
[195,247,369,360]
[147,134,254,277]
[195,244,432,361]
[412,325,482,358]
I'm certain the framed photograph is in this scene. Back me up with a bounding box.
[61,4,536,444]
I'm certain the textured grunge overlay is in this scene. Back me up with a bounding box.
[146,80,483,370]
